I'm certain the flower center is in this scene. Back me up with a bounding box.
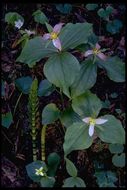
[35,167,45,176]
[89,118,96,125]
[93,48,100,55]
[50,32,58,40]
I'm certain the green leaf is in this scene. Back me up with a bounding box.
[63,122,93,156]
[38,79,55,97]
[95,171,117,187]
[16,36,58,66]
[65,158,77,177]
[109,144,124,154]
[55,4,72,14]
[112,153,125,167]
[63,177,86,187]
[47,152,60,177]
[96,115,125,144]
[42,103,60,125]
[60,107,82,128]
[26,160,47,182]
[97,56,125,82]
[33,10,48,24]
[2,111,13,128]
[15,76,33,94]
[102,100,110,109]
[5,12,24,25]
[60,22,93,50]
[44,52,80,98]
[106,19,123,34]
[72,91,102,118]
[86,4,98,10]
[45,22,53,33]
[40,176,55,187]
[110,92,118,98]
[71,59,97,98]
[97,6,113,19]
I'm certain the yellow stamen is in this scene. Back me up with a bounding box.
[50,32,58,40]
[89,118,96,125]
[93,48,101,55]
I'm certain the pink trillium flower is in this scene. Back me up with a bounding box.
[42,23,64,51]
[82,117,108,137]
[84,43,107,61]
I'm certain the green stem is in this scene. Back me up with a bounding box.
[41,125,47,161]
[93,54,96,64]
[13,92,23,115]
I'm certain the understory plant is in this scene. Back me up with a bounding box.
[2,7,125,187]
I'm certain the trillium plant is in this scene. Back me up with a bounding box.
[3,9,125,188]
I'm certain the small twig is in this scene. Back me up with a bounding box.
[2,130,14,146]
[13,92,23,116]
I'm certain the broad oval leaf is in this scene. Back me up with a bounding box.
[38,79,55,97]
[42,103,60,125]
[63,177,86,187]
[71,59,97,98]
[86,4,98,10]
[44,52,80,98]
[109,144,124,154]
[26,160,47,182]
[72,90,102,118]
[2,111,13,128]
[15,76,33,94]
[112,153,125,167]
[40,176,55,187]
[47,152,60,177]
[96,115,125,144]
[63,122,93,156]
[65,157,77,177]
[59,22,93,50]
[33,10,48,24]
[97,56,125,82]
[16,36,58,66]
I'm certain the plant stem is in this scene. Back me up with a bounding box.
[41,125,47,162]
[13,92,23,115]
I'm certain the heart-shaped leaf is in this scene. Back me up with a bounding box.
[40,176,55,187]
[112,153,125,167]
[15,76,33,94]
[109,144,124,154]
[42,103,60,125]
[2,111,13,128]
[97,56,125,82]
[71,59,97,98]
[63,177,86,187]
[63,122,93,156]
[26,160,47,182]
[16,37,58,66]
[55,4,72,14]
[44,52,80,98]
[96,115,125,144]
[38,79,55,97]
[72,90,102,118]
[47,152,60,177]
[33,10,48,24]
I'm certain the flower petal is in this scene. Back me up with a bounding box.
[42,33,51,40]
[53,23,64,33]
[89,124,95,136]
[52,38,62,51]
[95,43,101,49]
[97,52,107,61]
[95,118,108,124]
[84,50,93,57]
[82,117,91,123]
[14,19,23,29]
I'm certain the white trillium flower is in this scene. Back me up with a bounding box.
[82,117,108,137]
[25,29,35,36]
[35,167,45,176]
[14,19,23,29]
[42,23,64,51]
[84,43,107,61]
